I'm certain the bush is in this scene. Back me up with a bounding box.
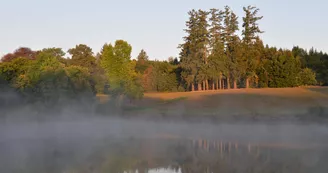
[299,68,317,86]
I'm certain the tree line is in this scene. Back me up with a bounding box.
[178,6,320,91]
[1,5,327,105]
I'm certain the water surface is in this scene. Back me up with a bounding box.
[1,119,328,173]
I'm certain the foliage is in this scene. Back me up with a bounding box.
[265,50,302,88]
[178,5,324,90]
[41,47,67,64]
[100,40,143,99]
[65,65,93,95]
[1,47,37,62]
[135,49,149,73]
[1,5,328,112]
[223,6,241,88]
[68,44,96,68]
[0,50,95,106]
[179,9,209,91]
[299,68,317,86]
[293,46,328,85]
[0,57,31,83]
[241,6,264,88]
[150,61,179,92]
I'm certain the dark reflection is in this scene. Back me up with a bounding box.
[58,138,328,173]
[2,122,328,173]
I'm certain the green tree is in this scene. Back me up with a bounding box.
[299,68,317,86]
[151,61,179,92]
[241,5,263,88]
[208,8,226,90]
[180,9,199,91]
[68,44,96,68]
[100,40,143,100]
[65,65,93,96]
[294,47,328,85]
[11,51,95,105]
[0,57,31,84]
[68,44,98,94]
[266,50,302,87]
[180,9,209,91]
[195,9,210,91]
[223,6,241,89]
[14,51,67,103]
[257,45,277,88]
[41,47,67,64]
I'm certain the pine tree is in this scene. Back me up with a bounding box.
[241,5,264,88]
[223,6,240,89]
[180,9,209,91]
[208,8,226,90]
[195,9,210,91]
[180,10,198,91]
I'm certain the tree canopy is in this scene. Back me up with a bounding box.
[100,40,143,100]
[1,5,327,112]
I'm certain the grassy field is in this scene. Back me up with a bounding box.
[98,87,328,121]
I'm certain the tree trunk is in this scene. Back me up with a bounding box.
[222,79,225,89]
[216,79,219,90]
[198,83,202,91]
[219,74,222,90]
[203,81,206,91]
[191,83,195,91]
[206,80,209,90]
[246,77,250,89]
[212,81,215,90]
[233,79,237,89]
[227,77,230,89]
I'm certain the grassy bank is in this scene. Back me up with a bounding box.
[96,87,328,121]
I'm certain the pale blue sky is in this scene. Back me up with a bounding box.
[1,0,327,60]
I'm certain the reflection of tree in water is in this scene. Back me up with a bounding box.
[69,138,328,173]
[178,139,328,173]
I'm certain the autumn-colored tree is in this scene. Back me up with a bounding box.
[141,65,154,91]
[135,49,149,74]
[1,47,37,62]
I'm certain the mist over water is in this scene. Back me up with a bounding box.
[1,115,328,173]
[2,82,328,172]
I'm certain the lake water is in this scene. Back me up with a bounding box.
[1,120,328,173]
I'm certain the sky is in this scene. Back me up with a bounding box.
[1,0,327,60]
